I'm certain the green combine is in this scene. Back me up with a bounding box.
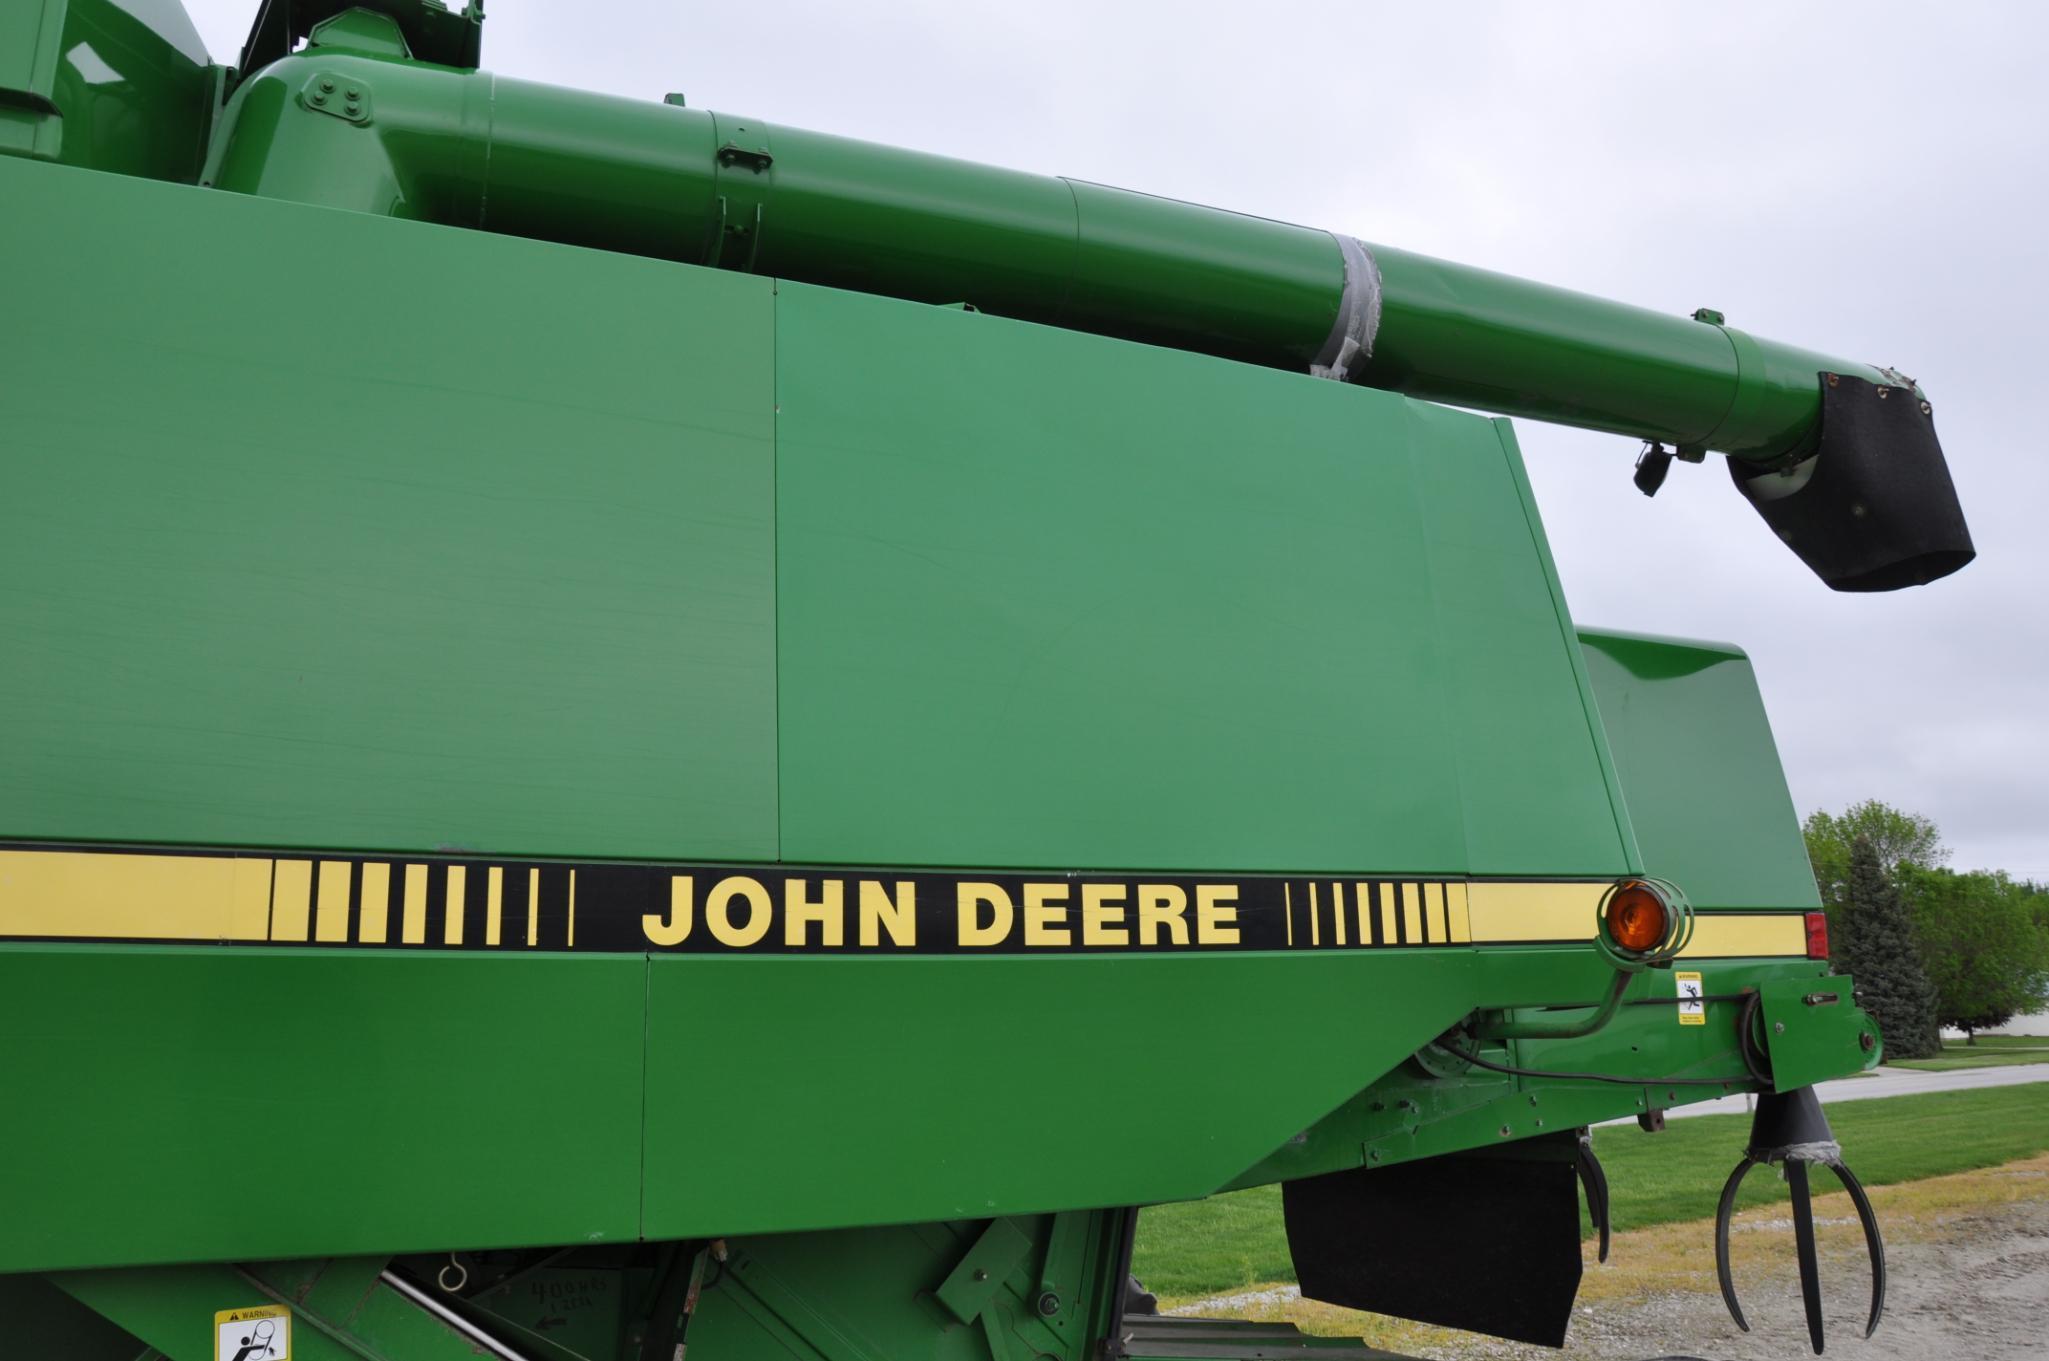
[0,2,1975,1358]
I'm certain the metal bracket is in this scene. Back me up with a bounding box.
[299,72,372,125]
[933,1217,1032,1325]
[706,114,774,272]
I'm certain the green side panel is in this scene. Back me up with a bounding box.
[773,283,1630,877]
[643,949,1488,1239]
[1578,628,1821,910]
[0,157,778,861]
[0,946,645,1273]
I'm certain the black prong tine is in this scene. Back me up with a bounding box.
[1579,1137,1612,1264]
[1714,1157,1755,1332]
[1831,1161,1888,1338]
[1787,1161,1826,1354]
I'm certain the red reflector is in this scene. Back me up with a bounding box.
[1805,911,1830,960]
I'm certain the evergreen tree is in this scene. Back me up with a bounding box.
[1839,835,1942,1060]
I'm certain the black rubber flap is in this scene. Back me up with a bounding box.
[1283,1138,1582,1347]
[1730,374,1973,591]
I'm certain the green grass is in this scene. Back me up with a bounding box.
[1889,1034,2049,1071]
[1132,1082,2049,1301]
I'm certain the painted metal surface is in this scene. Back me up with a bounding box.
[0,154,779,862]
[1579,629,1823,911]
[774,281,1631,876]
[0,944,645,1272]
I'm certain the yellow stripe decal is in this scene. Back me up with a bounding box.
[444,865,467,946]
[1445,881,1472,944]
[402,865,427,945]
[271,861,312,942]
[0,847,1813,959]
[1683,913,1807,959]
[228,857,273,941]
[359,862,391,944]
[315,861,351,943]
[1465,881,1600,943]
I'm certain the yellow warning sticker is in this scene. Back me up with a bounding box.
[1676,971,1706,1025]
[215,1304,290,1361]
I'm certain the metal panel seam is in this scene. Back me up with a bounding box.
[638,952,652,1241]
[1489,418,1643,872]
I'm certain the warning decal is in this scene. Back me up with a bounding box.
[215,1304,290,1361]
[1676,971,1706,1025]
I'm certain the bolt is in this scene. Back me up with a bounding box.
[346,87,361,99]
[1861,1031,1877,1052]
[1921,400,1933,414]
[1877,386,1890,399]
[973,1268,988,1282]
[1499,1124,1511,1137]
[1368,1149,1381,1163]
[1035,1292,1060,1317]
[311,91,327,105]
[1775,1021,1786,1034]
[1528,1094,1539,1106]
[319,78,335,92]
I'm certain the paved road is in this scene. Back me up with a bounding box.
[1605,1060,2049,1123]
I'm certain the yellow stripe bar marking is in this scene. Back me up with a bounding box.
[1284,882,1294,947]
[444,864,467,945]
[402,865,427,944]
[1465,881,1602,943]
[228,858,273,941]
[486,866,503,946]
[359,863,390,944]
[314,861,351,942]
[1331,882,1347,945]
[271,861,312,941]
[1353,884,1370,944]
[527,867,540,947]
[0,849,258,941]
[1402,888,1422,946]
[1308,882,1320,946]
[1381,883,1399,946]
[1683,914,1807,959]
[1428,882,1449,944]
[1446,881,1471,944]
[567,869,577,948]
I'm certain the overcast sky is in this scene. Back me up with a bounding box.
[182,1,2049,878]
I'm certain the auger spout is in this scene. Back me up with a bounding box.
[197,4,1973,593]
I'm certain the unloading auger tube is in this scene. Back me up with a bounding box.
[201,3,1972,594]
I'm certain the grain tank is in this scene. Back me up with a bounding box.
[1,2,1970,1358]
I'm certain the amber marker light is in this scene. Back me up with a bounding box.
[1605,880,1669,955]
